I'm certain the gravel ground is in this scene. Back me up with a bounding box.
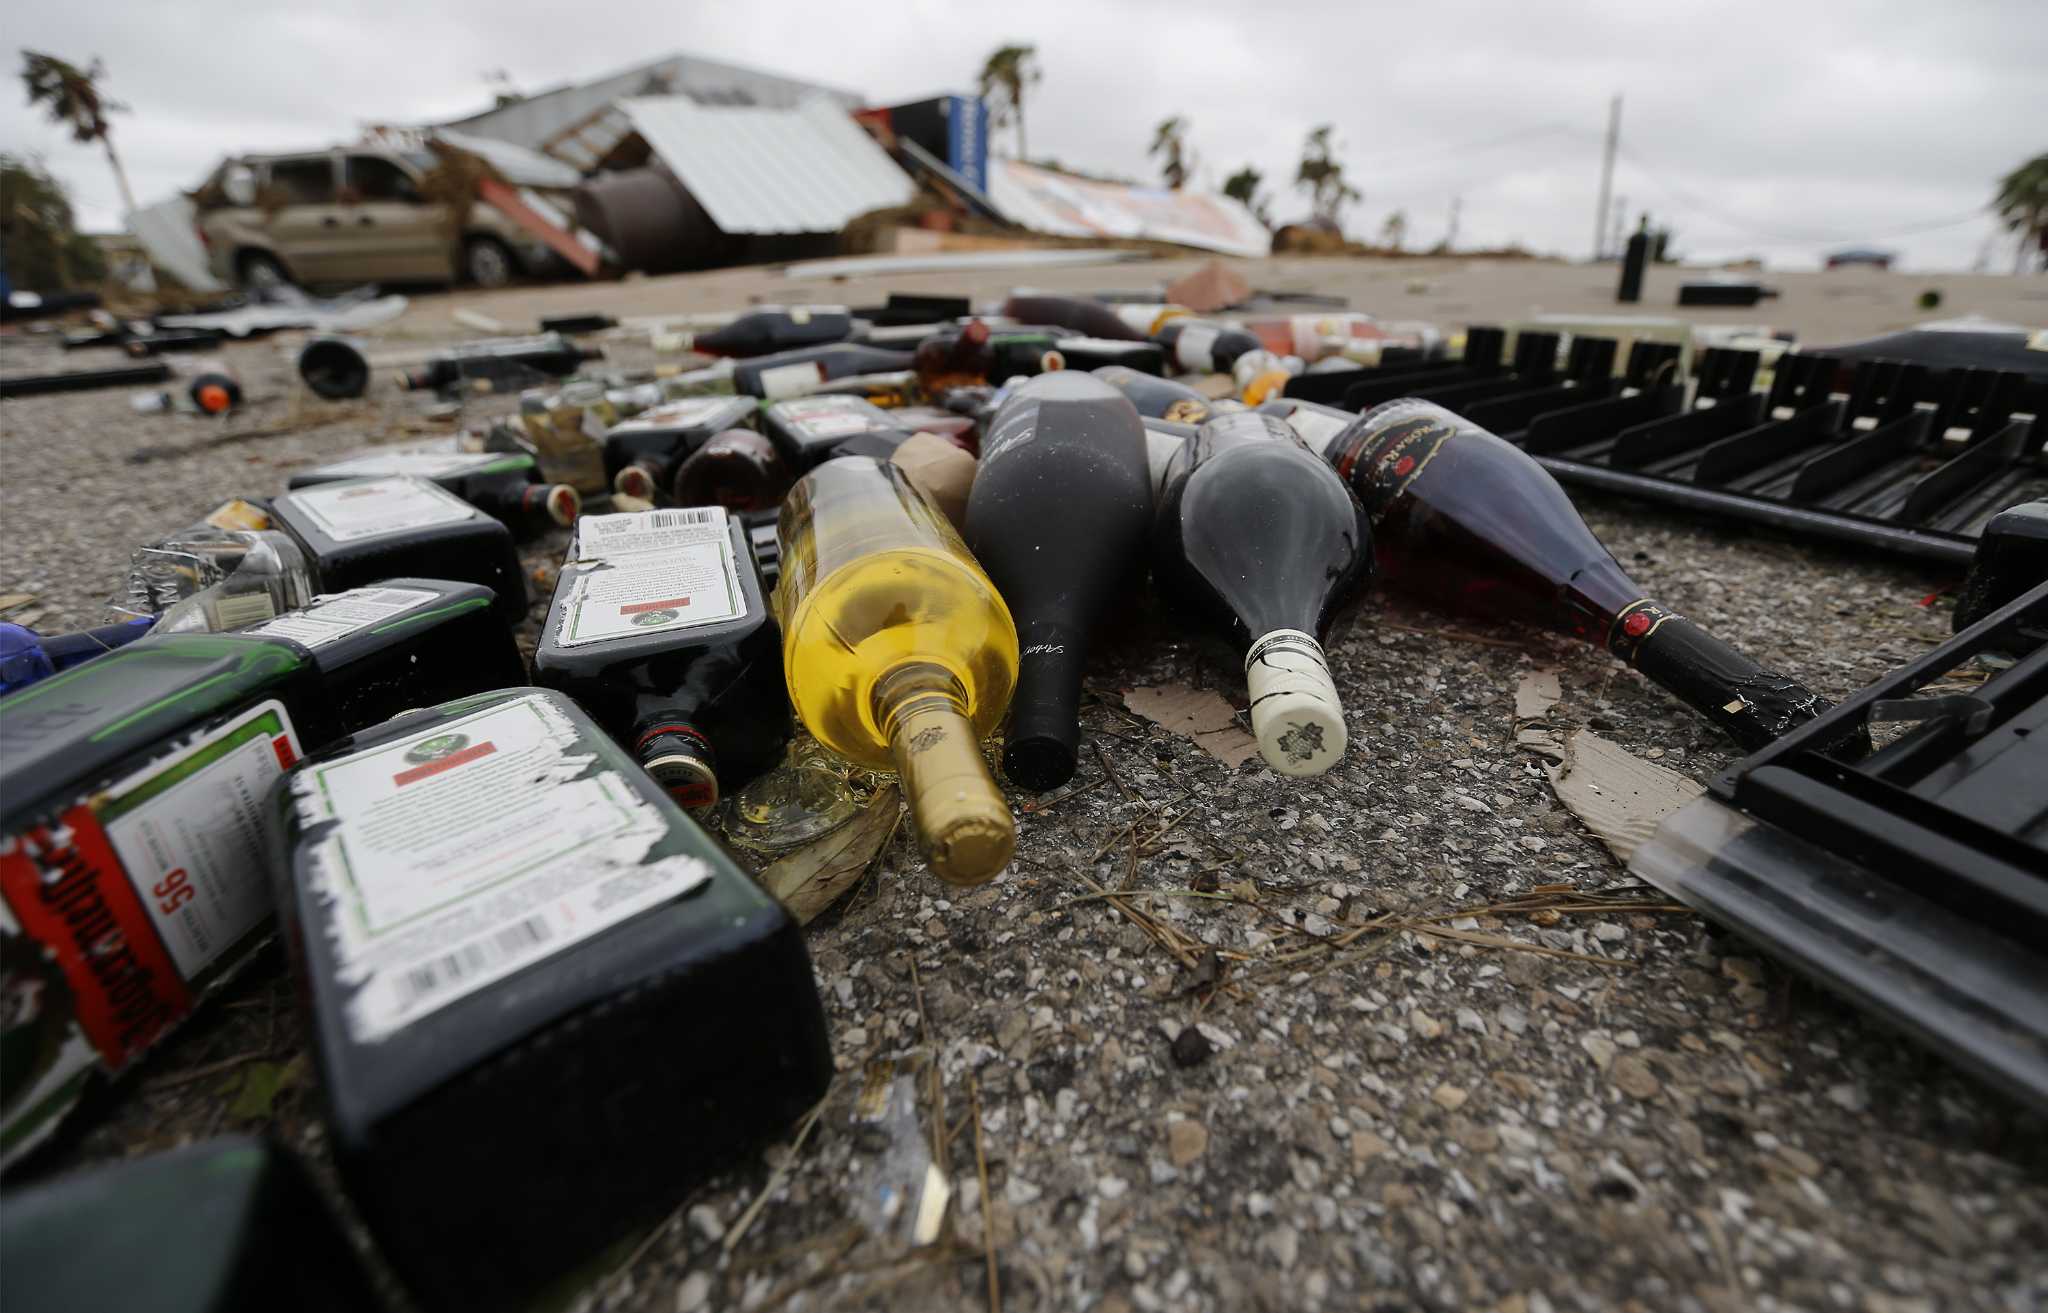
[2,297,2044,1313]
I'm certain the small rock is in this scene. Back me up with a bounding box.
[1409,1010,1444,1040]
[1262,1224,1300,1270]
[1778,1146,1823,1178]
[1612,1055,1660,1100]
[1245,1190,1275,1218]
[1168,1119,1209,1166]
[1581,1034,1617,1071]
[687,1203,724,1242]
[1170,1025,1214,1068]
[1592,922,1626,943]
[1455,1007,1487,1035]
[1431,1083,1469,1111]
[1099,1175,1130,1200]
[1351,1131,1392,1163]
[1827,1082,1869,1113]
[676,1271,713,1312]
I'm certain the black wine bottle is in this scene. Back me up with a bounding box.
[273,686,831,1310]
[672,429,795,513]
[734,343,915,399]
[998,294,1147,342]
[685,306,855,357]
[268,476,530,627]
[0,1137,380,1313]
[602,395,759,500]
[397,333,598,391]
[761,394,912,471]
[1322,399,1845,752]
[1053,336,1167,375]
[965,372,1152,790]
[533,507,790,806]
[288,446,579,538]
[1153,411,1370,776]
[1093,365,1220,423]
[1154,320,1264,375]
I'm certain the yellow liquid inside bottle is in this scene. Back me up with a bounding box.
[774,458,1019,883]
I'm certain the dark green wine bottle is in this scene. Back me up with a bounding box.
[0,1137,378,1313]
[274,687,831,1310]
[268,476,529,627]
[533,508,790,807]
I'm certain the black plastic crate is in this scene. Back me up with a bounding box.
[1631,581,2048,1108]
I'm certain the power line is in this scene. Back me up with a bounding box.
[1610,141,1987,245]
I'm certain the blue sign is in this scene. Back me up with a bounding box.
[947,95,989,195]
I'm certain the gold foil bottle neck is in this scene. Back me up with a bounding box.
[873,662,1015,885]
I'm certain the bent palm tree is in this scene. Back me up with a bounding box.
[1993,152,2048,273]
[978,44,1041,160]
[20,51,136,216]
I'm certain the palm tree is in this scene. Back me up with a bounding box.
[1150,117,1194,190]
[20,51,136,216]
[1295,125,1360,229]
[1992,152,2048,273]
[1379,210,1407,252]
[977,44,1042,161]
[1223,165,1272,228]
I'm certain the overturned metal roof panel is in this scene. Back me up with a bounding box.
[620,96,915,236]
[436,52,863,156]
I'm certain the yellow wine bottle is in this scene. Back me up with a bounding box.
[774,458,1019,884]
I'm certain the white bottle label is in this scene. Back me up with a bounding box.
[1279,407,1352,457]
[778,395,876,440]
[246,586,444,650]
[295,693,714,1043]
[558,508,745,646]
[308,448,506,480]
[1174,325,1221,373]
[290,477,477,543]
[102,700,302,978]
[760,362,826,400]
[630,396,735,428]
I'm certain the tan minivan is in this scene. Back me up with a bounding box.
[197,147,552,290]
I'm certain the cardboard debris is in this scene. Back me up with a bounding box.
[1514,667,1563,721]
[1165,260,1252,313]
[890,432,976,530]
[758,784,901,925]
[1545,730,1705,863]
[1123,684,1261,769]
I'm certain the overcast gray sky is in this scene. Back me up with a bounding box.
[6,0,2045,271]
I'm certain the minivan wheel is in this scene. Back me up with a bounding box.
[237,250,291,292]
[463,237,517,289]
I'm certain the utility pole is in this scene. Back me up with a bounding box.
[1446,194,1462,252]
[1593,94,1621,260]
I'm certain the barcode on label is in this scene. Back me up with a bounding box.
[394,916,553,1009]
[591,507,724,533]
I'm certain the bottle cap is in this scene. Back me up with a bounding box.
[635,724,718,809]
[613,464,657,500]
[194,382,233,414]
[1244,629,1347,776]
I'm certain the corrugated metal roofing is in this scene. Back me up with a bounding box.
[436,52,862,157]
[620,96,916,236]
